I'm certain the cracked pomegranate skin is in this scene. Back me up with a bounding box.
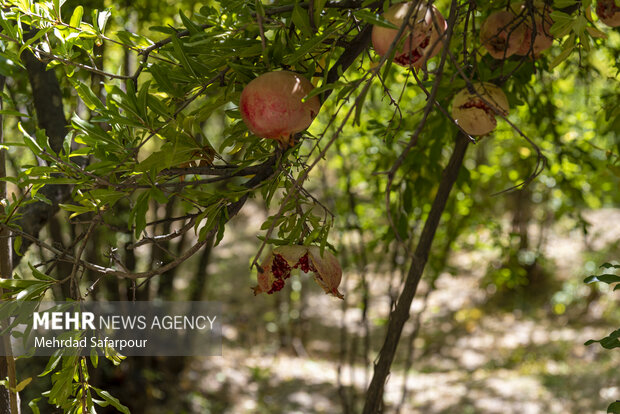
[480,10,527,59]
[451,83,509,136]
[597,0,620,27]
[371,1,447,68]
[239,71,320,143]
[511,3,554,57]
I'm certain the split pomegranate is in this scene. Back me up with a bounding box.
[371,1,447,68]
[596,0,620,27]
[253,245,344,299]
[451,82,510,136]
[480,10,527,59]
[239,71,321,145]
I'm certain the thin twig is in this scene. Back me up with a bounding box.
[383,0,459,250]
[68,215,101,299]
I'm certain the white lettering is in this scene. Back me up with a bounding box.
[33,312,49,330]
[90,337,148,351]
[51,312,63,330]
[82,312,96,330]
[65,312,79,329]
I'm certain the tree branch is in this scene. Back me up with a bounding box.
[362,132,470,414]
[0,75,20,414]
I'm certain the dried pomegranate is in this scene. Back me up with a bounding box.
[597,0,620,27]
[451,82,510,136]
[239,71,321,145]
[253,245,344,299]
[480,10,527,59]
[371,1,447,68]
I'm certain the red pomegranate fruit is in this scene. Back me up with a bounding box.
[596,0,620,27]
[371,1,447,68]
[253,245,344,299]
[480,10,527,59]
[451,83,510,136]
[512,4,554,57]
[239,71,321,145]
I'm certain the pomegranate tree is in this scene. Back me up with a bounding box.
[253,245,344,299]
[239,71,321,145]
[371,1,447,68]
[451,82,510,136]
[597,0,620,27]
[480,10,527,59]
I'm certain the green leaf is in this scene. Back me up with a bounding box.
[19,27,53,57]
[39,351,62,377]
[305,81,345,99]
[573,14,586,36]
[92,388,130,414]
[354,85,370,126]
[96,9,112,33]
[69,5,83,28]
[14,377,32,392]
[549,11,575,37]
[147,94,173,118]
[70,79,105,112]
[178,10,202,35]
[215,210,227,246]
[0,110,29,118]
[0,278,47,289]
[13,236,22,257]
[292,4,313,37]
[90,348,99,368]
[548,41,574,70]
[115,30,154,48]
[313,0,328,24]
[149,64,177,95]
[284,26,338,65]
[584,274,620,285]
[0,10,19,41]
[0,302,20,327]
[585,329,620,349]
[132,191,150,238]
[28,398,41,414]
[352,10,397,29]
[16,281,51,301]
[137,79,151,121]
[46,362,74,404]
[59,203,96,217]
[29,263,56,282]
[72,115,122,150]
[608,402,620,414]
[171,35,197,77]
[53,0,67,19]
[255,0,265,18]
[18,122,43,156]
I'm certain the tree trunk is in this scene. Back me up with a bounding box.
[13,32,71,266]
[362,132,469,413]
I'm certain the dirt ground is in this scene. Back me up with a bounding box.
[175,208,620,414]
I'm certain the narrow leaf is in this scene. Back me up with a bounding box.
[69,5,83,28]
[584,274,620,284]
